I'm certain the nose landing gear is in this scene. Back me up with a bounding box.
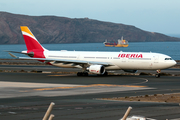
[155,69,161,78]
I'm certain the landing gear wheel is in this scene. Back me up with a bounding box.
[82,72,88,76]
[155,74,160,78]
[77,72,88,76]
[77,72,82,76]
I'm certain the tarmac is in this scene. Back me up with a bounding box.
[0,65,180,120]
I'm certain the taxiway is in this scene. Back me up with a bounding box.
[0,66,180,120]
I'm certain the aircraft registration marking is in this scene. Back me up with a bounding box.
[33,84,147,91]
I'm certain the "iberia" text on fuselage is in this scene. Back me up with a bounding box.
[118,54,143,58]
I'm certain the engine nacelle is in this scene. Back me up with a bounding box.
[123,70,138,73]
[87,65,105,74]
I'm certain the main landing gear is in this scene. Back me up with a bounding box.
[77,71,108,76]
[155,69,161,78]
[77,72,88,76]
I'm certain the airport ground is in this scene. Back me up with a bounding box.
[0,60,180,120]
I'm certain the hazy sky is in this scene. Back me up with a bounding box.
[0,0,180,34]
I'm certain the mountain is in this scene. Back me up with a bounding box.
[0,12,180,44]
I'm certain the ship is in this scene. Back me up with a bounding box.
[103,36,129,47]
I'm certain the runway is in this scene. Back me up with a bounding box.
[0,73,153,99]
[0,68,180,119]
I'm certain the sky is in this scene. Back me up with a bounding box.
[0,0,180,35]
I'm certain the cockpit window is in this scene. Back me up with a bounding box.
[165,58,172,60]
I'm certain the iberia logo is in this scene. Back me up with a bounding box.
[118,54,143,58]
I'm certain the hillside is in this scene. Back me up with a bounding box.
[0,12,180,44]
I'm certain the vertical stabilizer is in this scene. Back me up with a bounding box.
[20,26,47,51]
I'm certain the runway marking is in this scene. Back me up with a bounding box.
[33,84,147,91]
[131,78,149,85]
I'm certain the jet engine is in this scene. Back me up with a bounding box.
[123,70,138,73]
[87,65,105,74]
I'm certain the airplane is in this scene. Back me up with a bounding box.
[8,26,176,78]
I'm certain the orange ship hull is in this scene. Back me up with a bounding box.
[105,44,129,47]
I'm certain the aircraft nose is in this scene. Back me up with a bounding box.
[172,60,177,66]
[166,60,177,68]
[169,60,177,67]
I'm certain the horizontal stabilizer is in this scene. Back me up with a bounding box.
[8,52,18,58]
[5,51,23,54]
[5,50,34,57]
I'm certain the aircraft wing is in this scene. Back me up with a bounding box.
[8,53,114,66]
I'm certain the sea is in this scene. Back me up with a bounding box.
[0,42,180,60]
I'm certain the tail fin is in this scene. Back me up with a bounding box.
[20,26,47,51]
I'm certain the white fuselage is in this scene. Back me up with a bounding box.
[44,51,176,70]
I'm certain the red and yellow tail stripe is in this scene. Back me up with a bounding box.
[21,26,37,41]
[20,26,46,51]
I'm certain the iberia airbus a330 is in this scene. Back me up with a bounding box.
[8,26,176,78]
